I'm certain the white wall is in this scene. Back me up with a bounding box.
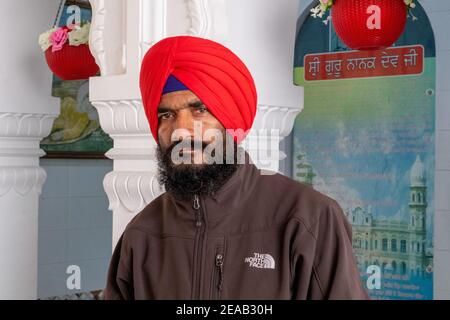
[0,0,59,115]
[38,159,112,298]
[223,0,302,109]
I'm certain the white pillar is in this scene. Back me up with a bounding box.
[0,0,59,299]
[89,0,167,248]
[88,0,303,247]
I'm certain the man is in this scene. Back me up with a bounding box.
[104,35,369,300]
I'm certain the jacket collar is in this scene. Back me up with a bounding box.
[209,148,256,202]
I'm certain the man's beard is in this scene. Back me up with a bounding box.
[156,136,239,201]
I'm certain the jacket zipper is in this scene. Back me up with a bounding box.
[212,250,224,300]
[192,194,204,299]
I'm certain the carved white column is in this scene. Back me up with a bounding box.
[91,99,164,247]
[245,103,303,173]
[0,113,58,299]
[89,0,169,247]
[88,0,303,247]
[0,0,60,299]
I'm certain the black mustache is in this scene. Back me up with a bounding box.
[166,140,210,154]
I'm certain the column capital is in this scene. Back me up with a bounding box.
[0,111,57,197]
[103,171,164,214]
[244,104,302,172]
[251,104,303,138]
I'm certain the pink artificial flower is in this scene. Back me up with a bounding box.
[49,28,69,52]
[320,0,331,5]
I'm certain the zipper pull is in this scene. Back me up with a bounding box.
[193,194,200,210]
[193,194,202,227]
[216,253,224,292]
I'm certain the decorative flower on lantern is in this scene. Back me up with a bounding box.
[39,23,91,52]
[310,0,418,50]
[310,0,334,21]
[39,22,99,80]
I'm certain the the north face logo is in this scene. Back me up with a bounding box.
[244,253,275,269]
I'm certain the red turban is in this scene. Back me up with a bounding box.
[139,36,257,143]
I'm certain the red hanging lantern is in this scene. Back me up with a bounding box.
[44,43,99,80]
[39,0,99,80]
[331,0,408,50]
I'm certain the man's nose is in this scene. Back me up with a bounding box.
[173,111,196,141]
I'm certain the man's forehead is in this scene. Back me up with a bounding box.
[161,89,195,99]
[158,90,203,110]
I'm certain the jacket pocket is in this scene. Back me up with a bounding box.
[210,246,224,300]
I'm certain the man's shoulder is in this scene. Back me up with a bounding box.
[256,170,344,230]
[257,169,338,206]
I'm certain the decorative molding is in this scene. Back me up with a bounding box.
[0,113,57,138]
[250,105,302,138]
[91,100,149,135]
[89,0,107,74]
[245,104,302,172]
[91,100,162,214]
[0,112,57,197]
[0,148,45,158]
[91,100,158,163]
[0,166,47,197]
[187,0,228,41]
[103,171,164,213]
[139,0,167,62]
[89,0,126,75]
[187,0,211,37]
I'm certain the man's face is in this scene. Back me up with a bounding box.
[157,90,225,166]
[156,90,239,200]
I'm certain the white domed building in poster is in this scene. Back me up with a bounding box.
[295,154,433,279]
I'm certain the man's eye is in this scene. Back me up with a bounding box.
[159,112,174,120]
[196,106,208,113]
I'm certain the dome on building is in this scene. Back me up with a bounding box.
[410,155,426,187]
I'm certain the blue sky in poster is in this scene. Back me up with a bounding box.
[293,58,435,238]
